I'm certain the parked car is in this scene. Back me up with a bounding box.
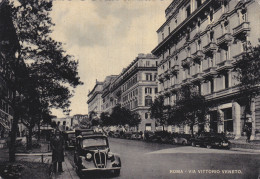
[74,134,121,177]
[190,133,230,149]
[63,131,76,149]
[130,132,142,140]
[172,134,192,145]
[123,131,133,139]
[75,129,94,137]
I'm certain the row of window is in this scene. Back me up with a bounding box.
[122,75,138,93]
[145,87,158,94]
[122,88,138,103]
[145,73,157,81]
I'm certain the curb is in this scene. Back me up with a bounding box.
[15,152,52,156]
[230,148,260,153]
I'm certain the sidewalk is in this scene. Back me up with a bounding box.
[230,137,260,151]
[51,157,79,179]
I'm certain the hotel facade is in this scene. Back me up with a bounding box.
[89,54,158,131]
[152,0,260,139]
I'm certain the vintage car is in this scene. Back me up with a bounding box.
[63,131,76,149]
[190,133,230,149]
[74,134,121,177]
[130,132,142,140]
[75,129,94,137]
[172,134,192,145]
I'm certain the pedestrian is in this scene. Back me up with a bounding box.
[245,125,251,143]
[50,130,65,173]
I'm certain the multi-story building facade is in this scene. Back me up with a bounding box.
[152,0,260,139]
[101,75,118,114]
[87,80,103,116]
[120,53,158,131]
[0,2,20,139]
[99,54,158,131]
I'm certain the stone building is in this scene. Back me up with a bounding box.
[98,54,158,131]
[0,1,20,138]
[101,75,119,114]
[152,0,260,139]
[87,80,103,116]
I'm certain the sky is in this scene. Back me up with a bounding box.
[50,0,170,117]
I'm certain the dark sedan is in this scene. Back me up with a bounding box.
[191,134,230,149]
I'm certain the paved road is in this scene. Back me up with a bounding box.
[67,138,260,179]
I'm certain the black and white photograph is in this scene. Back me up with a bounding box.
[0,0,260,178]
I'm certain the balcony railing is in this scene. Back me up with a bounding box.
[202,66,217,78]
[205,86,240,100]
[217,33,232,46]
[233,22,250,38]
[182,77,192,84]
[192,50,204,63]
[181,57,192,68]
[216,60,232,72]
[191,72,203,83]
[203,42,218,54]
[170,65,179,75]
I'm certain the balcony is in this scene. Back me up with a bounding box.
[164,71,171,80]
[233,22,250,40]
[217,33,232,47]
[202,66,217,78]
[205,86,240,100]
[158,74,164,83]
[216,60,232,72]
[170,65,179,76]
[181,57,192,68]
[191,72,203,83]
[171,84,180,93]
[192,50,204,63]
[232,51,247,65]
[203,42,218,54]
[182,77,192,84]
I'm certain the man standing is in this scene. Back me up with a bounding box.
[50,130,65,173]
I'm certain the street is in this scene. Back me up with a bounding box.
[66,138,260,179]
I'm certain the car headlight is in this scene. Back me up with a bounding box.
[108,152,113,159]
[86,153,92,159]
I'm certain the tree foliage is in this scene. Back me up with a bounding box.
[7,0,82,161]
[234,43,260,115]
[170,85,208,135]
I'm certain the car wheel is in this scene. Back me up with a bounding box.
[206,145,212,149]
[114,169,120,177]
[182,141,187,146]
[192,142,196,147]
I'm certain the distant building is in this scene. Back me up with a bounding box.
[99,54,158,131]
[52,116,72,131]
[87,80,103,116]
[152,0,260,139]
[71,114,89,129]
[101,75,119,114]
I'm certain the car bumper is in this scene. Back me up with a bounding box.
[81,167,121,172]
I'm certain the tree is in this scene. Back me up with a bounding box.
[128,112,141,130]
[100,112,113,127]
[170,85,208,135]
[150,95,168,131]
[234,43,260,124]
[8,0,82,161]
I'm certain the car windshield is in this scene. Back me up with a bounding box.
[82,138,107,148]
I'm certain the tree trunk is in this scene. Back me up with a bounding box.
[38,121,40,141]
[27,127,33,150]
[190,124,194,137]
[9,114,19,162]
